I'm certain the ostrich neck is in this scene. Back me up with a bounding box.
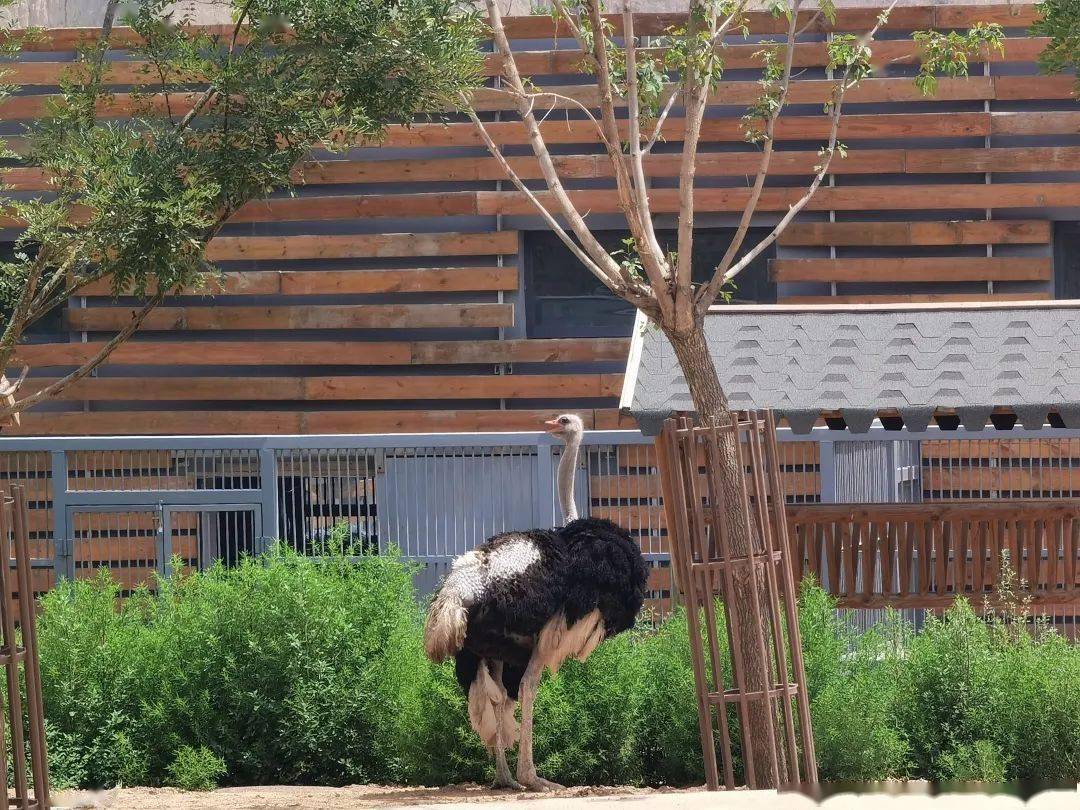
[557,433,580,524]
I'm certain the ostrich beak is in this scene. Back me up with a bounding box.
[543,419,563,434]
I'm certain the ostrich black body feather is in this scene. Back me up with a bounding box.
[446,517,647,699]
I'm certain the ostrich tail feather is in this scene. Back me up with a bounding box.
[424,585,468,662]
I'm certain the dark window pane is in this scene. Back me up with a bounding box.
[1055,222,1080,300]
[523,228,775,338]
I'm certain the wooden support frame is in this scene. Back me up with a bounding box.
[0,486,50,810]
[656,410,816,791]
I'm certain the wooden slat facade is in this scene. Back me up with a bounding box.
[1,2,1072,435]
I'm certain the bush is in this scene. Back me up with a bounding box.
[36,546,1080,789]
[39,544,454,788]
[167,746,227,791]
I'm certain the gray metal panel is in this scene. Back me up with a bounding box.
[626,304,1080,434]
[376,450,539,558]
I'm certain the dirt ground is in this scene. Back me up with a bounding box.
[50,783,1080,810]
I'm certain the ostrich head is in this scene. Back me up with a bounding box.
[544,413,584,441]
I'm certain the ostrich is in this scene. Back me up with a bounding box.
[424,413,648,791]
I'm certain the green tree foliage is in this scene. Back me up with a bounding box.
[36,549,1080,790]
[1033,0,1080,87]
[0,0,481,418]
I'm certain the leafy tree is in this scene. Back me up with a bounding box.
[467,0,1002,788]
[1033,0,1080,89]
[0,0,482,420]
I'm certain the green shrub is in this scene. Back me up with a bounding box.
[937,740,1008,782]
[35,546,1080,789]
[167,746,227,791]
[38,544,450,788]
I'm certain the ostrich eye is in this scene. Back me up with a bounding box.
[559,417,569,425]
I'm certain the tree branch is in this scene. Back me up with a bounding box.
[1,290,168,419]
[478,0,626,290]
[695,5,898,314]
[462,97,647,300]
[673,0,721,329]
[702,0,803,307]
[570,0,669,309]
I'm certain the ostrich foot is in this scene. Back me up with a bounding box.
[491,775,526,791]
[519,775,565,792]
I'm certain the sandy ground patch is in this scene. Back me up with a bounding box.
[51,783,1080,810]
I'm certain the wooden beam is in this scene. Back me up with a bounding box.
[66,303,515,331]
[474,183,1080,217]
[490,37,1047,77]
[282,147,1032,187]
[780,292,1053,304]
[771,257,1053,283]
[499,4,1040,38]
[12,337,629,367]
[78,267,518,297]
[381,112,991,148]
[466,75,1005,114]
[8,407,625,435]
[205,231,517,261]
[778,220,1052,247]
[38,372,623,401]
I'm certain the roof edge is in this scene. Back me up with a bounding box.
[705,299,1080,316]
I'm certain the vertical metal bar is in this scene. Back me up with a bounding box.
[818,439,836,504]
[51,450,72,582]
[535,439,555,527]
[258,449,277,555]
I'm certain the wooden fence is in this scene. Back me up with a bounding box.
[788,501,1080,610]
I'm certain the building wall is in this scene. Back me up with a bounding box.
[4,1,1077,436]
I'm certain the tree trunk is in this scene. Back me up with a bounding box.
[665,324,788,787]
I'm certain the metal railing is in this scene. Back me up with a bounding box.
[3,424,1080,624]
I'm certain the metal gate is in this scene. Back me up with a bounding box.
[64,503,261,590]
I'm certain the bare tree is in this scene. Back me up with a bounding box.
[466,0,1001,786]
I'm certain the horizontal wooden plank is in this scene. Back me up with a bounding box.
[42,373,623,401]
[205,232,517,261]
[772,257,1052,283]
[781,293,1053,304]
[470,183,1080,218]
[500,5,1040,38]
[923,467,1080,493]
[3,6,1037,54]
[207,181,1080,224]
[382,111,992,148]
[18,144,1080,195]
[7,408,625,436]
[490,37,1047,77]
[466,76,1010,114]
[923,439,1080,460]
[79,267,517,297]
[778,220,1051,247]
[288,146,1080,188]
[14,71,1057,122]
[12,337,629,367]
[67,303,514,331]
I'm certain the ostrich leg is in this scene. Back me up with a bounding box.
[515,652,563,791]
[490,662,524,791]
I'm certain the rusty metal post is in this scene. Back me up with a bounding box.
[655,410,817,791]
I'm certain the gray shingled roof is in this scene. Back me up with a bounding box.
[621,303,1080,435]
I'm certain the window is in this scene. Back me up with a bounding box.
[522,228,776,338]
[1055,222,1080,300]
